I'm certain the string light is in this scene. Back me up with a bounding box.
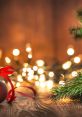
[71,71,78,77]
[62,61,72,70]
[13,49,20,56]
[38,68,44,74]
[46,80,53,89]
[67,47,75,56]
[17,75,23,82]
[5,57,11,64]
[28,53,32,59]
[16,82,21,87]
[48,71,54,77]
[39,74,45,82]
[59,80,65,86]
[26,43,32,53]
[74,56,81,64]
[36,59,45,67]
[33,66,38,71]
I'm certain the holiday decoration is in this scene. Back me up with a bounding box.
[0,66,37,103]
[0,81,7,103]
[51,72,82,101]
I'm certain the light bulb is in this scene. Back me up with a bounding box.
[74,57,81,64]
[13,49,20,56]
[67,47,74,56]
[36,59,45,67]
[5,57,11,64]
[62,61,72,70]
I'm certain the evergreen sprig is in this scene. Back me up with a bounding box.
[52,72,82,100]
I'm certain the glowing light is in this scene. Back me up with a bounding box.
[71,71,78,77]
[17,75,23,82]
[22,68,27,72]
[59,80,65,86]
[22,72,26,77]
[36,59,45,67]
[33,66,38,71]
[28,75,33,81]
[27,67,31,72]
[5,57,11,64]
[13,49,20,56]
[23,63,28,68]
[67,47,74,56]
[34,75,38,80]
[28,54,32,59]
[26,43,32,53]
[28,70,34,76]
[35,81,40,87]
[39,74,45,82]
[40,82,46,88]
[74,56,81,64]
[38,68,44,74]
[62,61,72,70]
[48,71,54,77]
[46,80,53,89]
[16,82,21,87]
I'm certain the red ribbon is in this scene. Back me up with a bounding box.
[0,66,37,103]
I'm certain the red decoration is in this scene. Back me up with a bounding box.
[0,82,7,103]
[0,66,37,103]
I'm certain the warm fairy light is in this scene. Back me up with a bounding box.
[71,71,78,77]
[17,75,23,82]
[46,80,53,89]
[22,68,27,72]
[62,61,72,70]
[39,74,45,82]
[13,49,20,56]
[23,63,28,68]
[28,54,32,59]
[22,72,26,77]
[67,47,75,56]
[48,71,54,77]
[26,43,32,53]
[33,66,38,71]
[34,75,38,80]
[12,81,15,86]
[28,75,33,81]
[36,59,45,67]
[40,82,46,88]
[28,70,34,76]
[16,82,21,87]
[74,56,81,64]
[5,57,11,64]
[59,80,65,86]
[38,68,44,74]
[35,81,40,87]
[27,67,31,72]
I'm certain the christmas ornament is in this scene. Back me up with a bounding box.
[0,81,7,103]
[0,66,37,103]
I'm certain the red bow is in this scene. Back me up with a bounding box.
[0,66,37,103]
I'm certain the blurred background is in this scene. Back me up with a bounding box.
[0,0,82,92]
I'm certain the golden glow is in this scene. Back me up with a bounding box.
[40,82,46,88]
[74,56,81,64]
[22,72,26,77]
[62,61,72,70]
[17,74,23,82]
[22,68,27,72]
[39,74,45,82]
[48,71,54,77]
[28,75,33,81]
[59,80,65,86]
[35,81,40,87]
[23,63,28,68]
[5,57,11,64]
[13,49,20,56]
[38,68,44,74]
[26,43,32,53]
[46,80,53,89]
[33,66,38,71]
[36,59,45,67]
[16,82,21,87]
[67,47,74,56]
[28,54,32,59]
[71,71,78,77]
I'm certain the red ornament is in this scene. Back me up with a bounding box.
[0,81,7,103]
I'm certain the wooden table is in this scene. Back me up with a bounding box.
[0,96,82,117]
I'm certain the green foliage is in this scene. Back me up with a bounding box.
[52,73,82,100]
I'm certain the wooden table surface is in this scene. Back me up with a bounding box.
[0,96,82,117]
